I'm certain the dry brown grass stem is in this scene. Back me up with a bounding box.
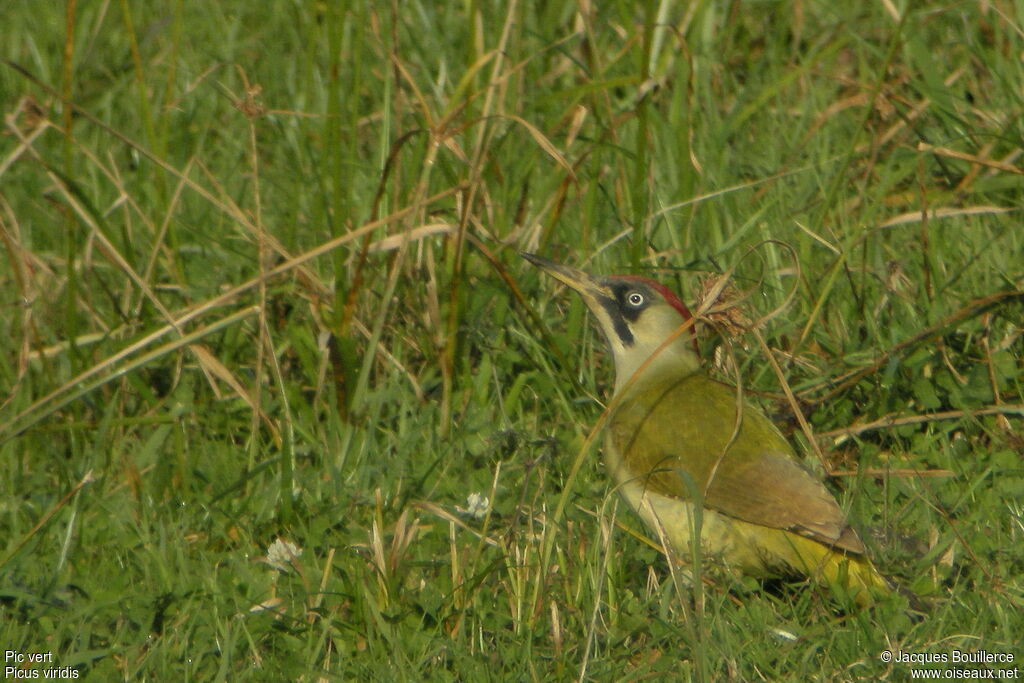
[819,404,1024,441]
[810,290,1024,405]
[0,181,466,441]
[0,469,95,570]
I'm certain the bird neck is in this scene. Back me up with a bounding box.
[611,336,701,397]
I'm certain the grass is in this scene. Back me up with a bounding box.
[1,1,1023,679]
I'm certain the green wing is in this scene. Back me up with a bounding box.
[610,373,865,554]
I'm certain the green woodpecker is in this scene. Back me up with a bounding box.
[523,253,891,605]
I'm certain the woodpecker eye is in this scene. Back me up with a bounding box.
[626,291,645,308]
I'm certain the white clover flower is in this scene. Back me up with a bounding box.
[463,492,491,520]
[265,537,302,572]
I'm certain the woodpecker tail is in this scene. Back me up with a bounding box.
[779,532,896,607]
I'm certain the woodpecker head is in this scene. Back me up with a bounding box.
[523,253,700,393]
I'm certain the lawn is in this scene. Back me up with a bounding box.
[1,1,1022,680]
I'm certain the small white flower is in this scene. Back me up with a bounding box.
[266,538,302,572]
[463,492,491,520]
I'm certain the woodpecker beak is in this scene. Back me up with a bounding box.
[522,252,631,352]
[523,252,700,392]
[521,253,608,302]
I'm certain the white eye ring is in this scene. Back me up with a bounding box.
[627,292,645,307]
